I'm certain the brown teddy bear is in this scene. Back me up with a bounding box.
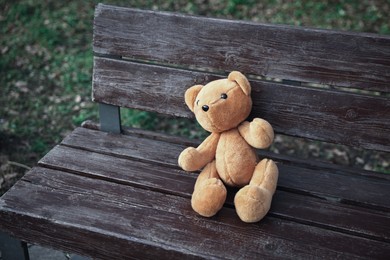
[178,71,278,223]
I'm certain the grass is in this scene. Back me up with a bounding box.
[0,0,389,192]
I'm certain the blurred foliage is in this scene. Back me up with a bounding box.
[0,0,389,177]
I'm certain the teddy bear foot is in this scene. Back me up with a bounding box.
[191,178,227,217]
[234,185,272,223]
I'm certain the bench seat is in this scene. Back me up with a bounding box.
[1,124,389,259]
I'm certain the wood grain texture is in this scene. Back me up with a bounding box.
[41,142,390,212]
[82,120,390,181]
[58,128,390,211]
[0,167,389,259]
[93,4,390,92]
[56,127,390,241]
[2,4,390,260]
[93,57,390,152]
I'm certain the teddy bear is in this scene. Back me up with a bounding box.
[178,71,278,223]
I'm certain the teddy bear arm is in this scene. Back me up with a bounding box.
[178,133,220,171]
[238,118,274,149]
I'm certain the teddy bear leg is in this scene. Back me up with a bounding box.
[191,160,227,217]
[234,159,278,223]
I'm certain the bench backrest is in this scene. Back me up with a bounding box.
[92,4,390,152]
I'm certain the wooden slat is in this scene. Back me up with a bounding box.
[82,119,390,180]
[272,191,390,243]
[58,127,390,212]
[92,57,390,152]
[41,142,390,212]
[1,167,389,259]
[50,127,390,240]
[40,144,194,196]
[93,4,390,92]
[62,126,187,168]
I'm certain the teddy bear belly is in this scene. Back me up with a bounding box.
[215,129,258,187]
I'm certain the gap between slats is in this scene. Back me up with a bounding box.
[93,4,390,92]
[54,127,390,212]
[40,144,390,241]
[109,122,390,182]
[92,56,390,152]
[33,128,390,243]
[6,167,389,258]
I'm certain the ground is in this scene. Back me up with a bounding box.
[1,0,389,195]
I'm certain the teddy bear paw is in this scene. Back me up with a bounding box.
[234,185,272,223]
[249,118,274,149]
[191,178,227,217]
[178,147,202,171]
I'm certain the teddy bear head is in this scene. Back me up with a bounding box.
[184,71,252,133]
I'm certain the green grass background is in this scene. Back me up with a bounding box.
[1,0,389,175]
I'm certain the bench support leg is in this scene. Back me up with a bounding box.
[0,231,29,260]
[99,103,121,134]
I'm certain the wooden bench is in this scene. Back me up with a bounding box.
[1,3,389,259]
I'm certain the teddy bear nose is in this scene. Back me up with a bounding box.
[202,105,209,112]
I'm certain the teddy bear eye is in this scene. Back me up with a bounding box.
[196,100,199,106]
[221,93,228,99]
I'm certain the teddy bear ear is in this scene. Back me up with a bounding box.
[184,84,203,112]
[228,71,251,96]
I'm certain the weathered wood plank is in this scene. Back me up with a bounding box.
[83,120,390,181]
[272,191,390,243]
[43,142,390,212]
[0,172,201,260]
[93,4,390,92]
[38,144,390,241]
[1,167,389,259]
[58,127,390,212]
[92,57,390,152]
[39,128,390,242]
[62,126,187,168]
[40,144,194,196]
[70,125,390,181]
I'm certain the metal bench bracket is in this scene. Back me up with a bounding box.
[99,103,121,134]
[0,231,29,260]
